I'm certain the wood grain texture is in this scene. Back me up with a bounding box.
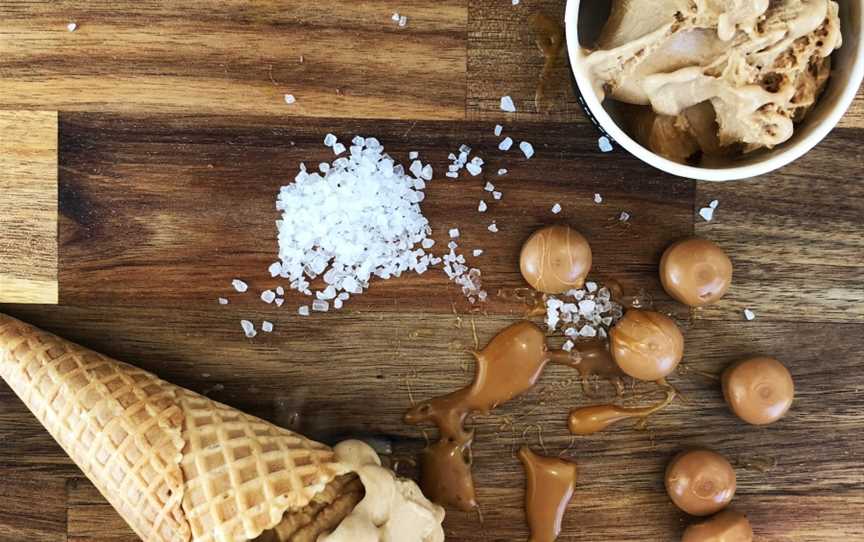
[57,113,692,316]
[0,111,58,304]
[694,128,864,323]
[0,1,467,120]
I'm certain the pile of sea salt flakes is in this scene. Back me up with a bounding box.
[543,282,624,351]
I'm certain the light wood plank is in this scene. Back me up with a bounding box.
[0,111,58,304]
[0,1,467,120]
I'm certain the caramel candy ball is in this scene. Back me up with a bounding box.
[609,309,684,381]
[660,238,732,307]
[722,357,794,425]
[666,450,736,516]
[682,510,753,542]
[519,225,592,294]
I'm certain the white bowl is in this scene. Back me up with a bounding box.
[565,0,864,181]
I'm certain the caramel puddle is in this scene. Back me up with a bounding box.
[519,447,578,542]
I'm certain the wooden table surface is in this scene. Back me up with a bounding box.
[1,1,863,541]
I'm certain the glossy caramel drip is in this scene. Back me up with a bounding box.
[518,447,578,542]
[528,13,567,113]
[568,386,676,435]
[405,321,565,510]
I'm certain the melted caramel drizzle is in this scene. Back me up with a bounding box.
[528,13,566,113]
[548,340,625,395]
[568,386,676,435]
[404,321,567,511]
[518,447,578,542]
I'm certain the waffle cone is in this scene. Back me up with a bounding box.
[0,313,351,542]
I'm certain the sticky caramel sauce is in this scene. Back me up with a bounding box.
[519,447,578,542]
[404,321,569,510]
[568,386,676,435]
[528,13,567,113]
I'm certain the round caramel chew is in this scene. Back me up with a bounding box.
[722,357,794,425]
[609,309,684,381]
[665,450,736,517]
[682,510,753,542]
[519,225,592,294]
[660,238,732,307]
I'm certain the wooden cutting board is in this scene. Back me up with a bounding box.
[1,1,863,541]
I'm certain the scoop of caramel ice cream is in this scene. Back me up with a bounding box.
[577,0,842,163]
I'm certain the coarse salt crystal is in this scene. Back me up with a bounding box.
[284,94,296,104]
[67,22,78,32]
[446,171,459,179]
[519,141,534,159]
[276,286,284,296]
[298,306,310,316]
[334,298,343,309]
[262,321,274,333]
[312,299,329,312]
[473,249,483,257]
[268,262,282,277]
[275,298,284,307]
[241,320,256,338]
[409,151,419,159]
[332,142,346,155]
[398,15,408,27]
[562,340,574,352]
[324,134,337,147]
[478,200,488,213]
[492,191,502,200]
[619,211,631,222]
[499,137,513,151]
[598,136,613,153]
[594,193,603,204]
[498,168,508,176]
[421,164,433,180]
[551,203,562,214]
[699,206,715,221]
[709,199,719,209]
[494,125,503,136]
[218,297,229,305]
[449,228,460,239]
[744,308,756,321]
[500,96,516,112]
[488,222,498,233]
[586,281,598,293]
[484,182,495,192]
[232,279,248,293]
[466,162,482,176]
[392,12,400,21]
[261,290,276,303]
[579,325,597,338]
[422,238,435,249]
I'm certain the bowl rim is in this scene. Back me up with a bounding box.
[564,0,864,182]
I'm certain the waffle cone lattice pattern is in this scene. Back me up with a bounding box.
[0,314,350,542]
[0,314,189,542]
[178,392,346,542]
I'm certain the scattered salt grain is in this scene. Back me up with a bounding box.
[519,141,534,159]
[551,203,562,214]
[67,22,78,32]
[284,94,296,105]
[276,286,284,296]
[478,200,488,213]
[262,321,274,333]
[275,298,284,307]
[466,162,483,176]
[594,193,603,204]
[484,182,495,192]
[261,290,276,304]
[398,15,408,27]
[512,0,520,4]
[699,206,715,222]
[324,134,337,147]
[579,325,597,338]
[446,171,459,179]
[499,137,513,151]
[744,308,756,321]
[500,95,516,113]
[562,340,574,352]
[392,12,400,22]
[422,238,436,249]
[312,299,329,312]
[586,281,597,293]
[298,306,310,316]
[232,279,248,293]
[241,320,256,338]
[494,125,503,137]
[598,136,613,153]
[449,228,460,239]
[497,168,508,176]
[332,142,346,155]
[492,191,502,200]
[619,211,631,222]
[268,262,282,277]
[421,164,433,180]
[218,297,229,305]
[473,249,484,257]
[488,222,499,233]
[710,199,719,209]
[334,299,343,309]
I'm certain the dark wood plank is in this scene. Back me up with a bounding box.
[1,304,861,540]
[0,0,467,120]
[57,113,693,316]
[67,478,138,542]
[0,464,68,542]
[694,128,864,324]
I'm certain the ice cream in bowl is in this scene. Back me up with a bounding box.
[566,0,864,181]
